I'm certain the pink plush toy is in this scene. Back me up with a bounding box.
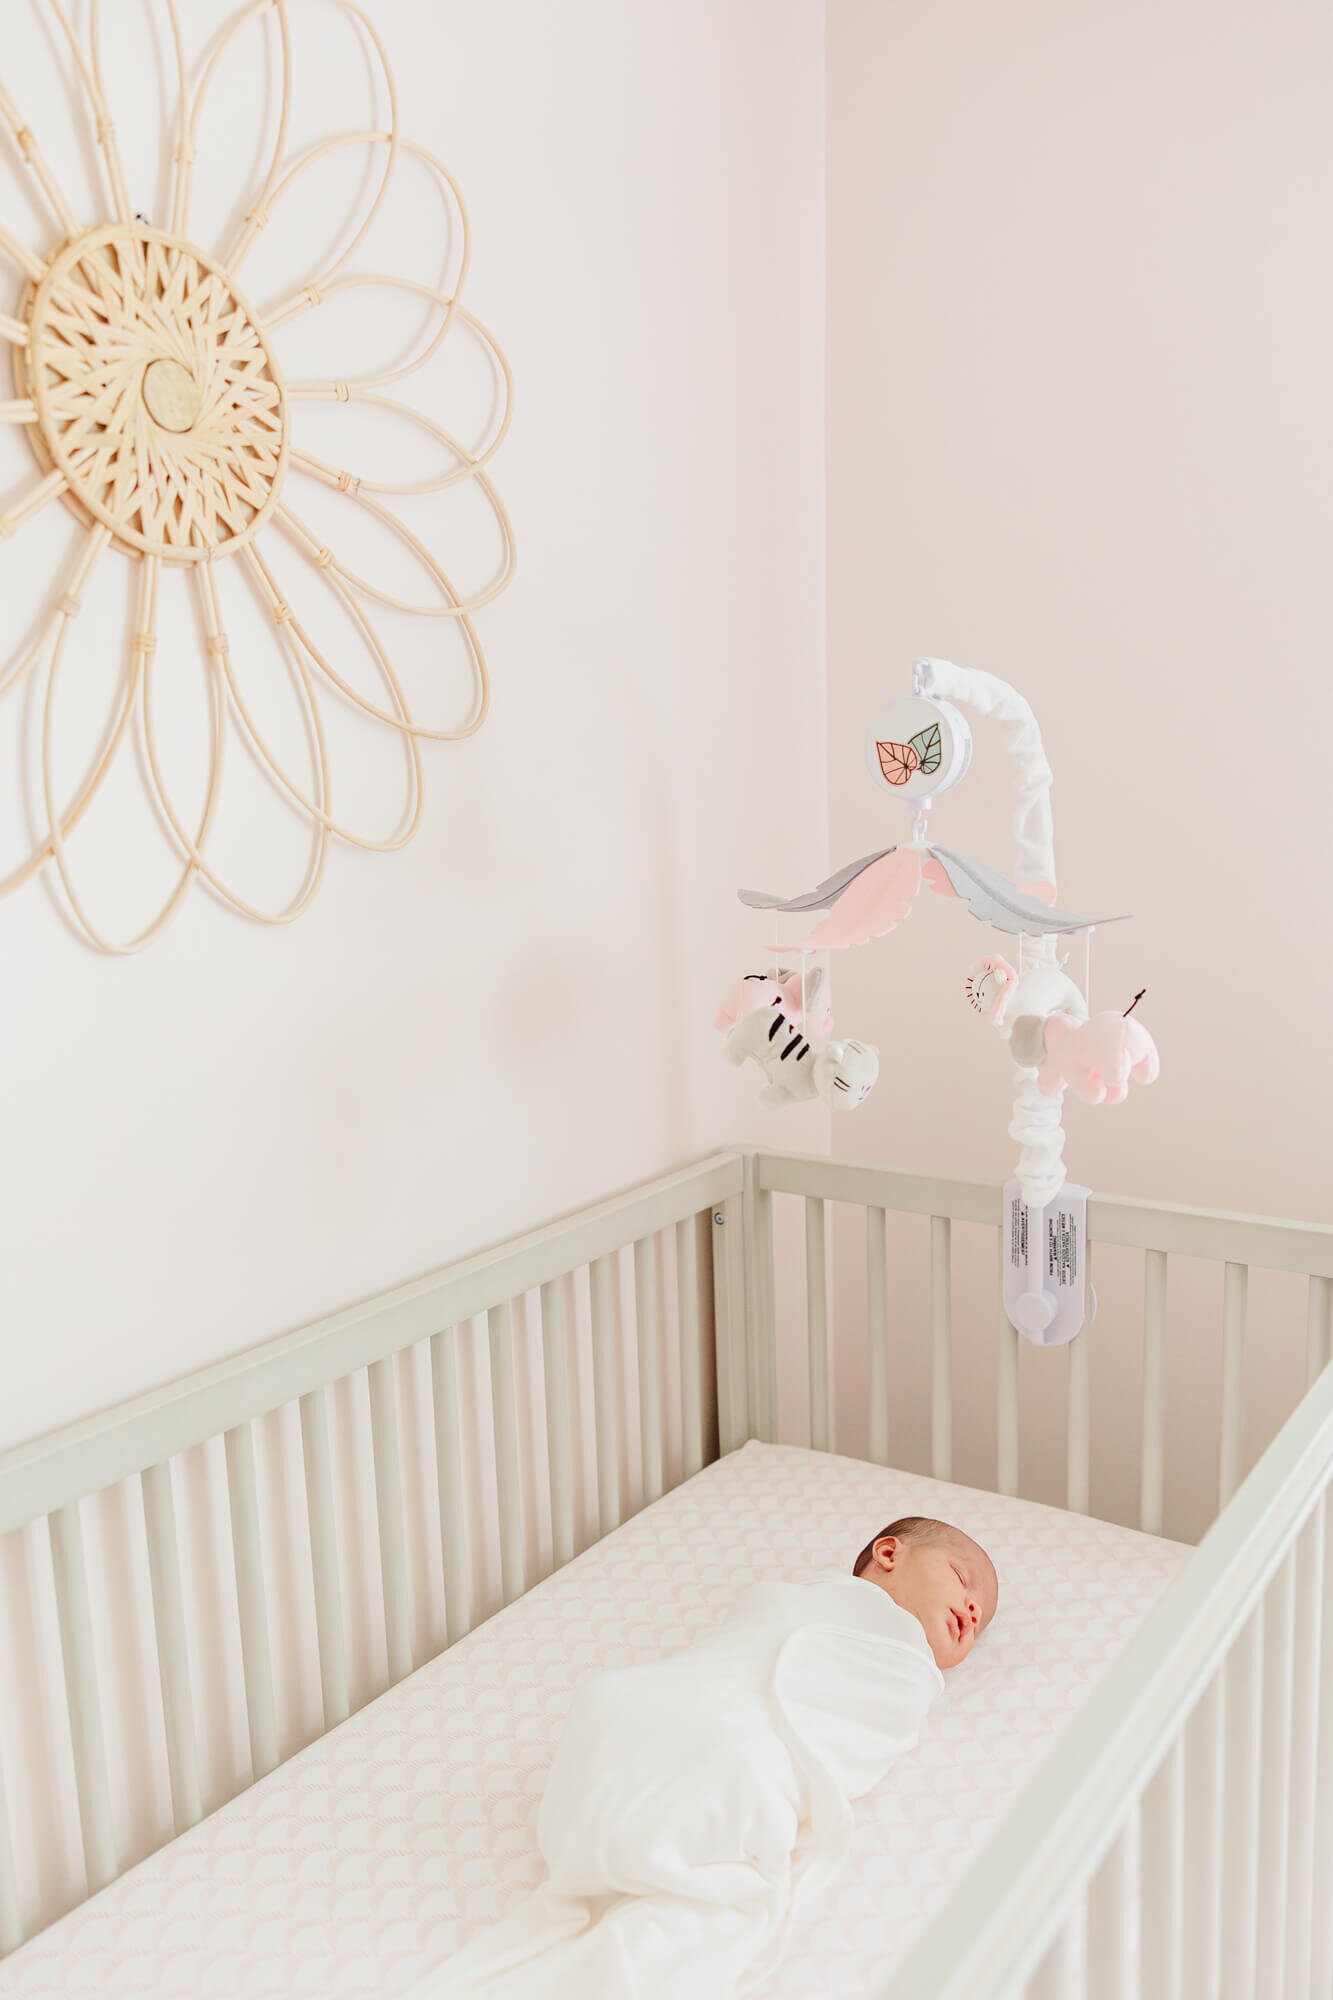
[714,967,831,1037]
[1009,1008,1160,1106]
[964,954,1020,1026]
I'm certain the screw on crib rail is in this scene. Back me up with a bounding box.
[713,1212,725,1226]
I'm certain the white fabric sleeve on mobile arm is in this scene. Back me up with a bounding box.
[915,657,1068,1209]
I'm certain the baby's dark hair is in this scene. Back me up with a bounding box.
[852,1515,958,1577]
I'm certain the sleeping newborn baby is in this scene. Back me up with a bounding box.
[424,1515,997,2000]
[852,1512,999,1667]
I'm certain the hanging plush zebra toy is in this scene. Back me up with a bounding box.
[722,1001,879,1109]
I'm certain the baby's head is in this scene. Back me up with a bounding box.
[853,1515,998,1669]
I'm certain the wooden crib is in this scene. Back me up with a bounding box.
[0,1147,1329,1996]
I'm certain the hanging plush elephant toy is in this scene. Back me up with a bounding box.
[1008,1004,1160,1106]
[714,965,832,1036]
[968,955,1159,1107]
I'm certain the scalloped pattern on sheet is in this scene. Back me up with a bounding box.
[0,1443,1189,1997]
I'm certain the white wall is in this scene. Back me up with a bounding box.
[0,0,828,1453]
[0,0,827,1932]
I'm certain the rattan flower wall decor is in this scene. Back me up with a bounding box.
[0,0,514,951]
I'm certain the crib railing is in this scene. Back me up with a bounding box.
[2,1144,1331,1978]
[751,1151,1333,1530]
[885,1355,1333,2000]
[735,1150,1333,2000]
[0,1150,741,1952]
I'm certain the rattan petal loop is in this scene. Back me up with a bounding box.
[0,0,513,950]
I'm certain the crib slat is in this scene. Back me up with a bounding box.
[1066,1331,1090,1515]
[996,1228,1020,1498]
[485,1305,526,1608]
[0,1747,20,1954]
[223,1422,279,1780]
[1308,1273,1333,1387]
[1026,1897,1086,2000]
[1140,1250,1168,1534]
[1256,1547,1296,1995]
[1222,1600,1264,1997]
[430,1327,473,1644]
[805,1197,829,1453]
[675,1216,705,1480]
[540,1279,576,1570]
[298,1387,349,1729]
[1086,1809,1139,2000]
[931,1215,953,1482]
[1140,1736,1185,1999]
[865,1207,889,1466]
[140,1459,203,1832]
[1314,1490,1333,2000]
[1218,1261,1248,1507]
[47,1501,117,1892]
[633,1235,664,1506]
[590,1254,622,1535]
[1182,1673,1224,1998]
[1287,1502,1324,1999]
[368,1356,414,1679]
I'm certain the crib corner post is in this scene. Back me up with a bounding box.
[742,1152,777,1444]
[711,1189,749,1455]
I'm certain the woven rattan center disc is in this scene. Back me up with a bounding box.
[23,223,289,562]
[141,357,201,432]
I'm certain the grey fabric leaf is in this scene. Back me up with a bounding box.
[928,846,1128,935]
[737,848,897,913]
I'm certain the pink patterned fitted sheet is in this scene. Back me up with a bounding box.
[0,1441,1189,1997]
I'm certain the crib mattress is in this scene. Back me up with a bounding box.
[0,1441,1189,1998]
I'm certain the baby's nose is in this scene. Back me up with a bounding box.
[966,1598,979,1628]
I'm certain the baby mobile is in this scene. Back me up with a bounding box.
[717,657,1160,1346]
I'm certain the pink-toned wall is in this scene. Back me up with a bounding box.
[825,0,1333,1534]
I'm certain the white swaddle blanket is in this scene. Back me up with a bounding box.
[410,1571,944,1999]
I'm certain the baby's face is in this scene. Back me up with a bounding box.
[871,1531,998,1670]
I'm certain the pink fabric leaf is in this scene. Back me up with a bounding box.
[786,848,923,951]
[922,855,960,899]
